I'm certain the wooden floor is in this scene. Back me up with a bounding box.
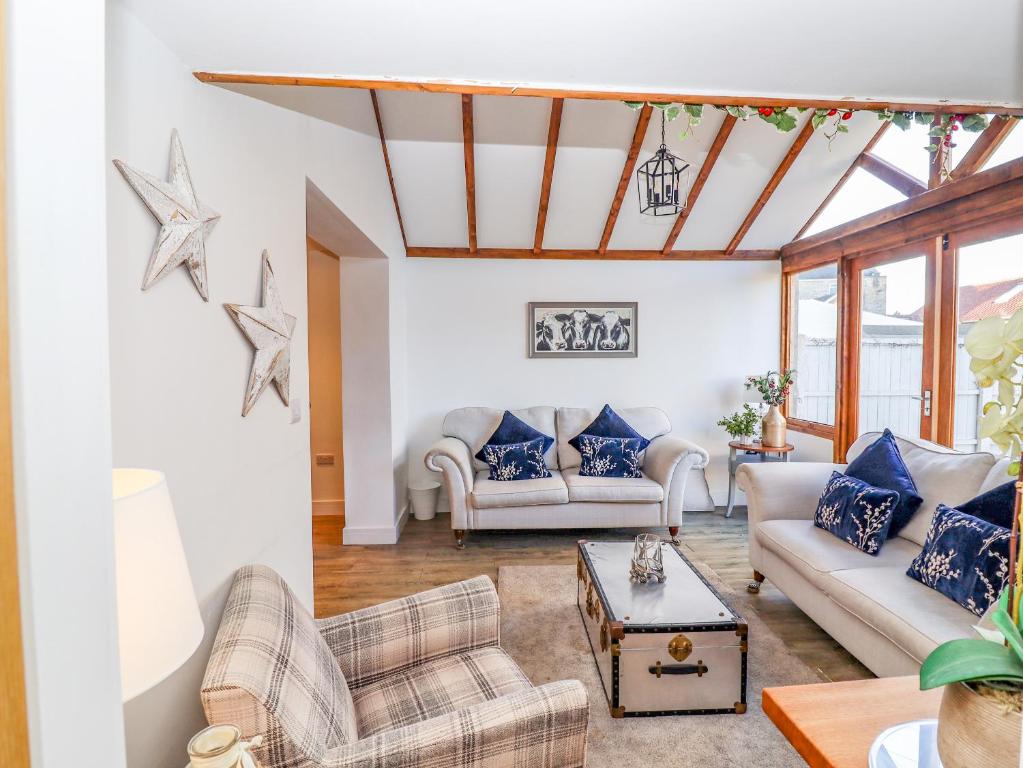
[313,508,871,683]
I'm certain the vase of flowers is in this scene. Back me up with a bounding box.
[918,309,1023,768]
[717,404,759,446]
[746,370,795,448]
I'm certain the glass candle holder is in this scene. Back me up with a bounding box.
[188,725,262,768]
[630,533,666,583]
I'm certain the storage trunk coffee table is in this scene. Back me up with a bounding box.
[577,539,748,718]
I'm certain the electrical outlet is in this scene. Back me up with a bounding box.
[315,454,335,466]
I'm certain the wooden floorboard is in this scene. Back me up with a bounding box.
[312,509,871,683]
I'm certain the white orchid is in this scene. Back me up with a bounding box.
[967,306,1023,477]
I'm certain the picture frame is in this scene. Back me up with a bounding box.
[528,301,638,358]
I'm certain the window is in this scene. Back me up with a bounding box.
[982,121,1023,171]
[872,122,933,183]
[787,265,838,426]
[857,255,927,436]
[804,168,906,237]
[953,231,1023,452]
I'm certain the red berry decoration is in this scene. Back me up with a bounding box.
[759,107,772,116]
[951,123,960,131]
[842,111,853,120]
[827,108,838,116]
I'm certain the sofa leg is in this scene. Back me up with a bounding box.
[747,570,765,594]
[667,526,680,544]
[453,529,466,549]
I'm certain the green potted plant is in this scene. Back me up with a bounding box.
[745,369,795,448]
[717,404,760,446]
[918,309,1023,767]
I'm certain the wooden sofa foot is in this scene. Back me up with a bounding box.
[747,570,765,594]
[453,529,466,549]
[668,526,680,544]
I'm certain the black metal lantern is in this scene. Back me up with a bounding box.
[636,111,691,216]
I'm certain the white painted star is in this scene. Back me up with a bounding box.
[114,130,219,301]
[225,251,296,417]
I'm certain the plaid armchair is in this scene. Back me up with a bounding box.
[202,565,589,768]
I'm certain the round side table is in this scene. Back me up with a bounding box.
[726,440,794,518]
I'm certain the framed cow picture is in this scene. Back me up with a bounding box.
[528,302,638,358]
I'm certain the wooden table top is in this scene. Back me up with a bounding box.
[729,440,794,453]
[763,676,942,768]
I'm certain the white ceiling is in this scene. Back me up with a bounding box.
[121,0,1023,107]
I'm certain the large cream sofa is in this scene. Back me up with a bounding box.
[425,406,710,547]
[738,431,1009,677]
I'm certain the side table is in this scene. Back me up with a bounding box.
[726,440,794,518]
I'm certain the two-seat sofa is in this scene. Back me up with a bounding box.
[738,431,1007,676]
[425,406,709,547]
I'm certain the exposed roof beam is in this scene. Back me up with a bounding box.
[193,72,1023,115]
[533,98,563,253]
[858,152,927,197]
[726,117,816,254]
[955,116,1017,177]
[369,91,407,248]
[598,104,652,254]
[461,94,477,253]
[793,123,890,241]
[661,114,737,254]
[407,246,778,261]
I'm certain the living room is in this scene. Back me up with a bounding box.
[6,1,1023,767]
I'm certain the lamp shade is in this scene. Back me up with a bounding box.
[113,469,203,701]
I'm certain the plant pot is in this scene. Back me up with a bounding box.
[937,682,1022,768]
[761,405,787,448]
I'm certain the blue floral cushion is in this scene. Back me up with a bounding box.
[907,505,1011,617]
[813,472,900,555]
[474,411,554,464]
[845,429,923,539]
[577,434,643,478]
[568,404,650,454]
[479,437,551,481]
[958,481,1016,529]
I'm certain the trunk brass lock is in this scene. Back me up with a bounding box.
[668,633,693,662]
[599,619,609,652]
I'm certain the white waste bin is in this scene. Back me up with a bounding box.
[409,480,441,521]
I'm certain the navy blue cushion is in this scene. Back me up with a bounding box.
[814,471,900,555]
[474,411,554,463]
[907,505,1011,617]
[568,404,650,454]
[958,481,1016,529]
[479,437,552,481]
[577,434,644,478]
[845,429,923,539]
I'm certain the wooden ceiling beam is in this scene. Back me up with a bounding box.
[461,94,477,253]
[533,98,563,253]
[193,72,1023,115]
[793,123,890,241]
[955,116,1017,177]
[661,114,737,254]
[407,246,778,261]
[858,152,927,197]
[726,117,816,254]
[370,91,407,248]
[598,104,652,253]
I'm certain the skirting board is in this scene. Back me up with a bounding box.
[342,505,409,545]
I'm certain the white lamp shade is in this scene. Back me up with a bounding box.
[113,469,203,701]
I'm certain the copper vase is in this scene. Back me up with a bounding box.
[761,405,787,448]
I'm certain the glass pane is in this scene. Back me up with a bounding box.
[804,168,906,237]
[954,232,1023,453]
[789,265,838,425]
[872,122,932,183]
[858,256,926,436]
[982,121,1023,171]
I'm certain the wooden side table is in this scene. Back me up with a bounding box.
[726,440,794,518]
[763,676,942,768]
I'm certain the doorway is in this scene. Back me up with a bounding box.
[306,238,345,523]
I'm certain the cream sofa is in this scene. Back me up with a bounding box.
[425,406,710,547]
[738,431,1009,677]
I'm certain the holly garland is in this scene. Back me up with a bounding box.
[623,101,1008,158]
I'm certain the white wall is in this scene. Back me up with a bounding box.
[8,2,126,767]
[404,258,783,503]
[106,4,405,765]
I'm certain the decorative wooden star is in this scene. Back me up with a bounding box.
[113,130,219,301]
[225,251,296,417]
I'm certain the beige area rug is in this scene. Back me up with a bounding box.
[498,564,823,767]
